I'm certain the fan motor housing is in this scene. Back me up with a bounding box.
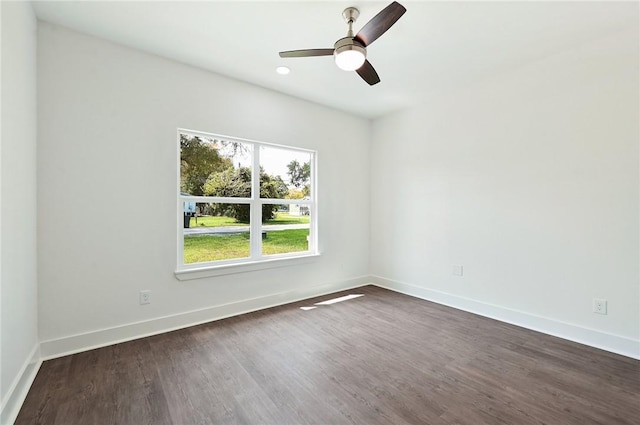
[334,37,366,56]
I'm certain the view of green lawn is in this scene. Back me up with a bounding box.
[184,232,250,263]
[264,212,310,226]
[183,228,309,264]
[189,212,309,228]
[188,215,242,228]
[261,229,309,256]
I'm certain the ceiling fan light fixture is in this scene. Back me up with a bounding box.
[278,2,406,85]
[334,40,366,71]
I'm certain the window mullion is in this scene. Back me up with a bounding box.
[310,152,318,253]
[180,195,251,204]
[250,144,262,260]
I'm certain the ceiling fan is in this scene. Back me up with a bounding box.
[279,1,406,86]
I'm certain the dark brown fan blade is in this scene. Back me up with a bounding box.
[354,1,406,47]
[356,60,380,86]
[279,49,334,58]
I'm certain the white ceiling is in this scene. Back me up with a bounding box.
[32,1,638,119]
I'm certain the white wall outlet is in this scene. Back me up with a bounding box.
[139,290,151,305]
[452,265,464,277]
[592,298,607,315]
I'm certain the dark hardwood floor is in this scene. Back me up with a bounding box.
[16,285,640,425]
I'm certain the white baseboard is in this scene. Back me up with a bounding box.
[0,344,42,425]
[40,276,371,360]
[370,275,640,360]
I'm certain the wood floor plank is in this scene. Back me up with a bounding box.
[15,286,640,424]
[214,313,357,424]
[15,356,72,425]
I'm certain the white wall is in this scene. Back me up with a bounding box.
[37,23,371,356]
[30,5,640,363]
[371,27,639,357]
[0,1,40,423]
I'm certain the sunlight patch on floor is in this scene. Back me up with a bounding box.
[300,294,365,310]
[315,294,364,305]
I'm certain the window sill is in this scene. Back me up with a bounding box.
[174,253,320,281]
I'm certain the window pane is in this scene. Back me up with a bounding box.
[183,202,250,264]
[180,134,252,198]
[262,204,310,256]
[260,146,312,200]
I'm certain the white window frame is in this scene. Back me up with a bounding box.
[175,129,318,280]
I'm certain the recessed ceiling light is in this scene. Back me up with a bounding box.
[276,66,290,75]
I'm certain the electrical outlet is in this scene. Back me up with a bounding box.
[139,290,151,305]
[593,298,607,315]
[452,265,464,277]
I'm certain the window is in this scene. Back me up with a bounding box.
[177,129,317,276]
